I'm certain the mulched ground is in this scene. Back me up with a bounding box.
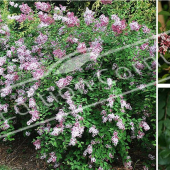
[0,136,155,170]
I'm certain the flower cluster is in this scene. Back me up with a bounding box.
[158,33,170,55]
[111,15,126,34]
[111,131,119,146]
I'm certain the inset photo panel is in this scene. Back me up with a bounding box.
[158,1,170,84]
[158,88,170,169]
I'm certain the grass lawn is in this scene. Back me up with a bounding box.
[0,165,11,170]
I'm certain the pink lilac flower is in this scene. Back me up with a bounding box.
[98,167,103,170]
[15,96,26,105]
[140,43,149,50]
[1,120,10,130]
[75,78,88,94]
[0,67,4,75]
[0,29,5,34]
[0,104,9,113]
[19,3,32,14]
[35,2,51,12]
[61,12,79,27]
[89,126,99,137]
[137,84,146,90]
[107,78,112,88]
[4,72,19,81]
[22,61,40,71]
[56,109,66,122]
[107,95,115,108]
[47,152,57,163]
[47,86,55,91]
[27,87,35,97]
[69,137,77,146]
[29,109,40,121]
[130,122,135,131]
[89,40,103,61]
[101,0,112,4]
[9,1,14,6]
[53,12,63,21]
[111,131,119,146]
[111,15,126,34]
[59,4,66,12]
[1,86,12,97]
[143,26,150,33]
[124,160,133,170]
[32,69,44,80]
[67,36,78,44]
[152,61,156,70]
[47,96,54,103]
[7,50,12,58]
[14,3,18,8]
[37,22,49,28]
[29,98,36,108]
[99,14,109,27]
[91,157,96,163]
[33,139,41,150]
[83,144,93,156]
[139,121,150,131]
[108,113,118,122]
[137,131,145,139]
[71,122,84,138]
[150,42,156,56]
[37,126,45,135]
[135,61,144,70]
[117,119,125,130]
[0,57,6,66]
[120,99,132,110]
[51,127,63,136]
[129,21,141,31]
[101,110,107,116]
[15,38,24,46]
[109,153,114,158]
[35,33,48,45]
[77,42,87,53]
[39,13,54,25]
[17,14,33,23]
[56,76,73,89]
[84,7,95,25]
[53,49,66,58]
[7,65,16,73]
[102,116,108,123]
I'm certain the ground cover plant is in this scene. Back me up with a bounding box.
[0,1,156,169]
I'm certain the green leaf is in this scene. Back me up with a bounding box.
[164,119,170,130]
[159,152,170,165]
[167,20,170,27]
[158,11,170,16]
[158,21,162,28]
[158,121,163,137]
[160,149,170,159]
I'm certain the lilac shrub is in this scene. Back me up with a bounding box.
[0,1,155,169]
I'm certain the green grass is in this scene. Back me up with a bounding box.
[0,165,11,170]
